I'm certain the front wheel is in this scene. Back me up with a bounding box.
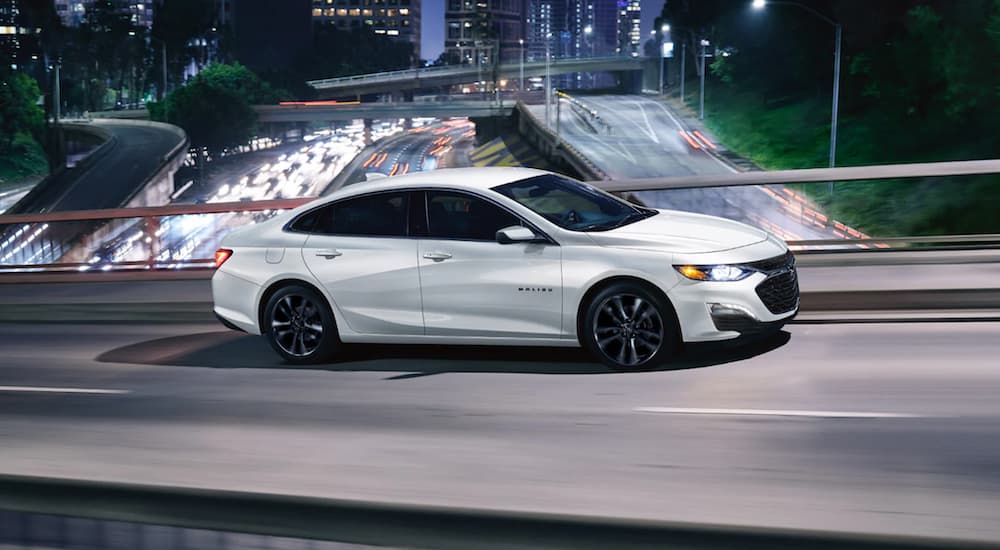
[263,285,340,364]
[581,282,676,371]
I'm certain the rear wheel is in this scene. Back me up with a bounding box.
[581,282,676,371]
[264,285,340,364]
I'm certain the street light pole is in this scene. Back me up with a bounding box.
[53,61,61,123]
[830,22,841,170]
[699,38,707,120]
[545,33,552,126]
[658,38,664,94]
[679,41,686,102]
[519,38,525,98]
[752,0,841,169]
[584,25,593,88]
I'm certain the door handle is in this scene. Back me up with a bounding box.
[422,251,452,261]
[315,249,343,259]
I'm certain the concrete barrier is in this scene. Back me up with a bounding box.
[0,474,986,550]
[514,101,609,181]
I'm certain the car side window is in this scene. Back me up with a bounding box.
[426,191,522,241]
[307,192,409,237]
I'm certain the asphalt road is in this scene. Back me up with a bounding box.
[14,121,183,214]
[335,121,475,189]
[2,319,1000,543]
[531,95,837,242]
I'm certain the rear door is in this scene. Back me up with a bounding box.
[299,191,423,335]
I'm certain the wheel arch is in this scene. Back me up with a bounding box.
[575,275,682,348]
[257,278,335,334]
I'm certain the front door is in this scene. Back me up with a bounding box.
[416,190,563,338]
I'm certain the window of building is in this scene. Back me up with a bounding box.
[362,8,372,16]
[349,8,360,16]
[399,8,409,15]
[336,8,348,16]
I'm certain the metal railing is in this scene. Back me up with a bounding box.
[1,160,998,275]
[0,199,309,273]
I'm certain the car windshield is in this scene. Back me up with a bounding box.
[492,175,656,232]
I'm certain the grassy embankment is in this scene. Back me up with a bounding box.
[691,86,1000,237]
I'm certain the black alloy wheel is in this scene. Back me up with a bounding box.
[264,285,340,364]
[582,282,676,370]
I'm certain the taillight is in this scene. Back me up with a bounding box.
[215,248,233,268]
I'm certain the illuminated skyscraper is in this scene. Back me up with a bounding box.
[53,0,155,28]
[312,0,421,62]
[445,0,523,65]
[615,0,640,57]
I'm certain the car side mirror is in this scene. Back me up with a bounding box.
[496,225,540,245]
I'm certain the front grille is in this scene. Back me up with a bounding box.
[755,269,800,314]
[746,251,795,273]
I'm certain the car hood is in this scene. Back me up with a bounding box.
[586,209,768,253]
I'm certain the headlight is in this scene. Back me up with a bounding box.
[674,264,754,282]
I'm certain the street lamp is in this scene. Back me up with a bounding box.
[545,32,552,127]
[699,38,709,120]
[658,24,669,95]
[583,25,594,87]
[752,0,841,169]
[518,38,525,97]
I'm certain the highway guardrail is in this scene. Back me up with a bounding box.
[1,160,999,275]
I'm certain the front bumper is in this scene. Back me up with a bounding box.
[710,303,796,336]
[668,248,799,343]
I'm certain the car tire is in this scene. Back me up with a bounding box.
[263,285,340,364]
[581,282,677,371]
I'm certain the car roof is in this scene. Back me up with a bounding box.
[333,167,557,196]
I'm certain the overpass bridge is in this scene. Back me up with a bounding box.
[93,101,513,124]
[306,56,648,96]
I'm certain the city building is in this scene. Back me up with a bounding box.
[615,0,639,56]
[53,0,86,27]
[311,0,421,62]
[53,0,155,28]
[232,0,312,73]
[1,0,40,70]
[573,0,617,58]
[445,0,524,66]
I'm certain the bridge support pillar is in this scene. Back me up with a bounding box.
[363,119,373,146]
[469,115,511,145]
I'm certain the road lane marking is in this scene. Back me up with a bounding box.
[634,407,925,419]
[0,386,131,395]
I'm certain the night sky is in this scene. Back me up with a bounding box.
[420,0,665,61]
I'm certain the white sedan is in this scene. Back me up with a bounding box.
[212,168,798,370]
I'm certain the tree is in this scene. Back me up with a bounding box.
[0,73,45,151]
[159,63,283,155]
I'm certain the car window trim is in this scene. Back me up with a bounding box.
[285,186,559,245]
[420,188,559,245]
[283,189,410,238]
